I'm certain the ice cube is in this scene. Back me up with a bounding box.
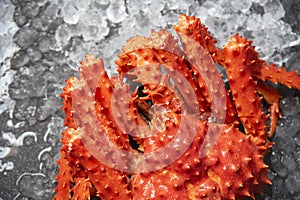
[62,2,80,24]
[106,0,127,23]
[264,0,285,20]
[13,27,39,49]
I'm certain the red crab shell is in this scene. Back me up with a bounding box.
[54,14,300,200]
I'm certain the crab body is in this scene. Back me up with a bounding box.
[54,14,300,200]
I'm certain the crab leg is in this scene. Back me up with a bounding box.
[174,14,225,65]
[223,34,270,152]
[221,34,299,138]
[131,120,207,200]
[60,77,77,129]
[132,121,271,200]
[77,55,132,150]
[151,48,210,114]
[255,79,282,137]
[253,63,300,90]
[71,178,92,200]
[53,150,72,200]
[69,129,131,199]
[225,33,300,90]
[116,48,210,115]
[174,14,238,125]
[116,30,211,115]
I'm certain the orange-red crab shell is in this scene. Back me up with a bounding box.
[54,14,300,200]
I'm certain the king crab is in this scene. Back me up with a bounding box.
[54,14,300,199]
